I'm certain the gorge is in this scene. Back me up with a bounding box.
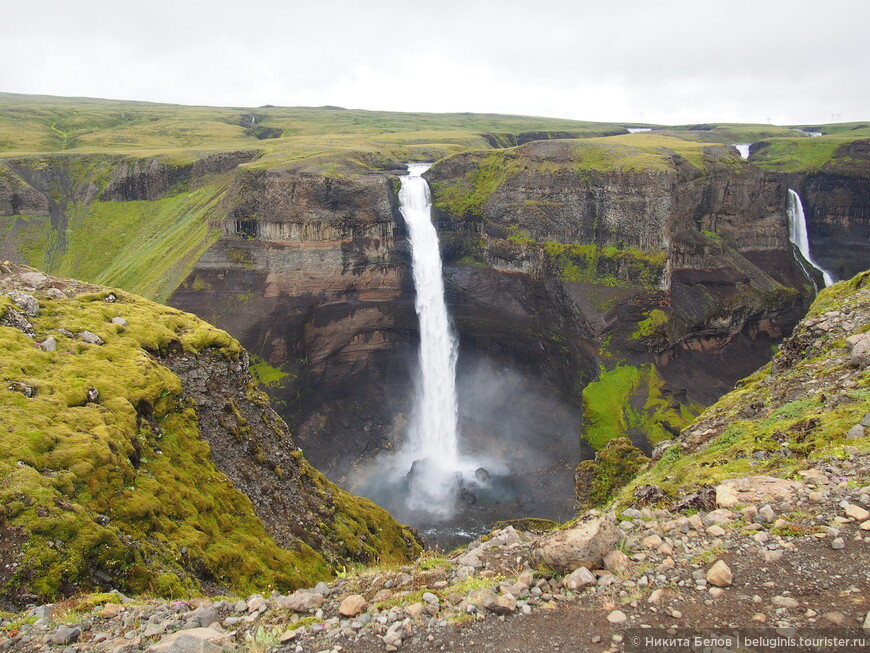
[1,95,869,603]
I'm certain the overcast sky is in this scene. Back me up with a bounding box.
[3,0,867,125]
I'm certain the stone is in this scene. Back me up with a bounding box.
[863,611,870,635]
[607,610,628,624]
[756,504,776,523]
[715,476,800,508]
[52,626,81,645]
[467,589,516,615]
[19,271,49,288]
[706,560,732,587]
[831,537,846,550]
[338,594,366,617]
[112,316,128,327]
[824,611,846,625]
[7,291,39,317]
[39,336,57,352]
[845,504,870,521]
[405,602,424,619]
[847,425,866,440]
[533,515,620,572]
[603,550,630,573]
[647,589,664,604]
[101,602,124,618]
[372,589,393,602]
[279,630,298,644]
[246,595,266,613]
[195,609,220,628]
[772,596,800,609]
[277,590,325,612]
[706,525,726,537]
[563,566,596,590]
[642,534,663,549]
[850,335,870,368]
[760,550,783,564]
[79,330,105,345]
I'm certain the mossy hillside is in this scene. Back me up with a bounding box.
[651,123,799,145]
[1,273,408,603]
[580,364,699,451]
[750,127,870,173]
[542,241,666,289]
[617,272,870,504]
[3,174,228,303]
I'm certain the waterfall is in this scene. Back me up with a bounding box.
[787,189,834,287]
[734,144,751,159]
[399,163,462,513]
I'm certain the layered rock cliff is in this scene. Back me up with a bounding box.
[0,264,419,608]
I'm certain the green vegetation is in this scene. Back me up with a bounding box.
[581,364,699,450]
[543,242,666,289]
[0,275,417,603]
[631,309,668,340]
[617,272,870,504]
[431,152,521,218]
[575,437,649,509]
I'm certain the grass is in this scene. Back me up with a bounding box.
[617,272,870,504]
[580,364,699,450]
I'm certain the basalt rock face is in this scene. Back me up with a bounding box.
[426,140,813,408]
[786,141,870,281]
[170,168,416,478]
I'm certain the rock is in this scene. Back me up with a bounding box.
[755,504,776,524]
[39,336,57,351]
[405,602,425,619]
[7,291,39,317]
[845,504,870,521]
[847,425,866,440]
[642,534,663,548]
[112,316,128,327]
[1,305,34,337]
[52,626,81,645]
[849,335,870,368]
[373,589,393,602]
[706,525,726,537]
[7,380,34,397]
[87,386,100,402]
[607,609,628,624]
[101,603,124,618]
[831,537,846,550]
[706,560,732,587]
[772,596,800,609]
[277,590,325,612]
[863,611,870,635]
[715,476,800,507]
[563,566,596,590]
[195,609,220,628]
[533,515,620,572]
[648,589,664,604]
[468,589,516,615]
[313,581,329,595]
[339,594,366,617]
[143,622,167,637]
[246,595,266,612]
[19,271,49,288]
[148,627,230,653]
[824,611,846,625]
[760,550,783,564]
[279,630,299,644]
[603,549,630,573]
[79,330,105,345]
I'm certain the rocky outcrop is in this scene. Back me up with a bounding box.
[0,265,419,606]
[101,151,258,202]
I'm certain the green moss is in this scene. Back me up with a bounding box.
[581,364,699,451]
[0,279,337,602]
[631,309,668,340]
[249,355,292,390]
[576,437,649,509]
[542,241,666,289]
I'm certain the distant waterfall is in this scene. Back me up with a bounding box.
[734,144,751,159]
[787,189,834,287]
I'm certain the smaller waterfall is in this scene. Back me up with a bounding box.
[787,189,834,287]
[734,144,751,159]
[627,127,651,134]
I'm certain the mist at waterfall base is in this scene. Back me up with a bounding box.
[349,164,580,548]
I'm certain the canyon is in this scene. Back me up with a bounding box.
[1,96,869,594]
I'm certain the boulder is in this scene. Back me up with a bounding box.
[339,594,366,617]
[563,566,596,590]
[276,590,325,612]
[532,515,620,572]
[715,476,800,508]
[706,560,733,587]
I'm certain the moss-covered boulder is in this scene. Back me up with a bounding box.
[0,264,420,607]
[574,437,649,510]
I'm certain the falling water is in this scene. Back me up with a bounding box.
[787,189,834,287]
[734,143,751,159]
[398,163,464,513]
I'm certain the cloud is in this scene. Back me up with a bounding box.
[3,0,867,124]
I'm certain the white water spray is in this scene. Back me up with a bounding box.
[787,189,834,287]
[398,163,465,514]
[734,143,751,159]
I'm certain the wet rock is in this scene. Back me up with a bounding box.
[533,515,620,572]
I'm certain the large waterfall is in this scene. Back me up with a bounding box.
[787,189,834,287]
[400,163,460,466]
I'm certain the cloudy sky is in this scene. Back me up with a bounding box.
[4,0,867,125]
